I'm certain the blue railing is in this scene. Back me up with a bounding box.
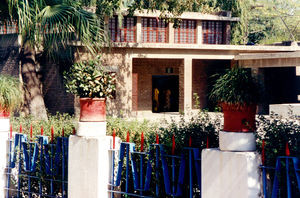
[109,142,201,198]
[5,133,69,198]
[261,156,300,198]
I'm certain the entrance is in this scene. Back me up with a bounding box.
[152,75,179,112]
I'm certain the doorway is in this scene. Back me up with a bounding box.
[152,75,179,112]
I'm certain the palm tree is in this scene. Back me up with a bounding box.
[3,0,105,119]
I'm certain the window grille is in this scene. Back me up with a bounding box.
[109,16,136,42]
[0,21,18,34]
[141,18,168,43]
[202,21,224,44]
[174,20,197,44]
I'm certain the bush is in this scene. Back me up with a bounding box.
[107,111,221,154]
[256,114,300,166]
[10,113,75,138]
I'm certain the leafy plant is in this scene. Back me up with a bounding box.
[256,113,300,166]
[209,67,262,105]
[63,56,116,98]
[0,75,23,112]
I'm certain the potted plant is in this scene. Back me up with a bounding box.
[64,57,116,122]
[0,75,23,118]
[209,67,262,132]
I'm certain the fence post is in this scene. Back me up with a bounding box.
[68,120,110,198]
[0,118,9,197]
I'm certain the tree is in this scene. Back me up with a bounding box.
[3,0,105,119]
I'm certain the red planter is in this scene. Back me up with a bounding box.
[222,103,256,132]
[79,98,106,122]
[0,106,9,118]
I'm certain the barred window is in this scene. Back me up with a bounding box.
[174,20,196,44]
[202,21,224,44]
[141,18,168,43]
[0,21,18,34]
[109,16,136,42]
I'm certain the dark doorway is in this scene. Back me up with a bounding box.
[152,75,179,112]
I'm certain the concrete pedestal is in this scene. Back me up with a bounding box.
[77,121,106,137]
[0,119,9,198]
[219,131,256,151]
[201,148,261,198]
[68,121,112,198]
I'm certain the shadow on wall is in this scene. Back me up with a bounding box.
[0,35,19,77]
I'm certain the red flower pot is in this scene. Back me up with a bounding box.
[0,106,10,118]
[222,103,256,132]
[79,98,106,122]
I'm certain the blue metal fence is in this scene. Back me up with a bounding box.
[109,142,201,198]
[5,133,69,198]
[261,156,300,198]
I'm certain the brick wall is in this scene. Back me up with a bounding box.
[0,35,19,77]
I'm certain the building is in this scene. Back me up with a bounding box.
[1,10,300,117]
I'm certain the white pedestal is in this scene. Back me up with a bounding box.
[219,131,256,151]
[0,119,9,198]
[77,121,106,137]
[68,135,110,198]
[201,148,261,198]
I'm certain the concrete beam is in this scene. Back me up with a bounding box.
[184,58,193,112]
[239,57,300,68]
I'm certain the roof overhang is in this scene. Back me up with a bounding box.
[235,51,300,68]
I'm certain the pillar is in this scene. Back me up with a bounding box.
[0,118,9,197]
[136,17,142,43]
[184,58,193,112]
[197,20,202,45]
[68,121,111,198]
[168,22,174,44]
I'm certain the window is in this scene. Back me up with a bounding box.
[0,21,18,34]
[202,21,224,44]
[109,16,136,42]
[174,20,197,44]
[141,18,168,43]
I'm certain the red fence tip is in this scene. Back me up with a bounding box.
[62,128,65,137]
[30,124,33,140]
[156,133,159,144]
[10,125,12,139]
[262,140,266,165]
[206,136,209,148]
[41,126,44,136]
[19,124,22,134]
[72,127,76,135]
[172,134,175,155]
[113,129,116,149]
[141,132,144,152]
[189,136,192,147]
[51,126,54,143]
[285,142,290,156]
[126,131,130,142]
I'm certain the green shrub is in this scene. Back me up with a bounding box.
[63,56,116,98]
[256,114,300,166]
[10,113,75,138]
[0,75,23,112]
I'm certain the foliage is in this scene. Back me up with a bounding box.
[256,113,300,166]
[0,75,23,112]
[106,116,158,149]
[63,56,116,98]
[107,110,221,154]
[7,0,105,56]
[209,67,262,105]
[10,113,75,138]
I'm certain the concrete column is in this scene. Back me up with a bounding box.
[202,149,261,198]
[168,22,174,44]
[184,58,193,112]
[197,20,202,45]
[0,118,9,198]
[136,17,142,43]
[68,122,110,198]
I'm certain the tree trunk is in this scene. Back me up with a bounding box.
[20,44,48,120]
